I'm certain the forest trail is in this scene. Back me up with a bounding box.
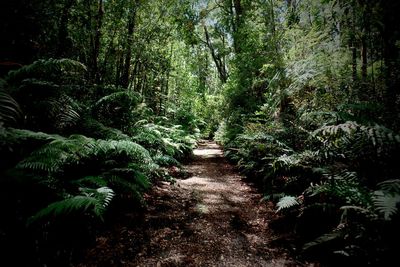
[77,141,308,267]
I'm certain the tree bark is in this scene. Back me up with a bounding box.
[56,0,76,57]
[204,26,228,83]
[92,0,104,83]
[120,0,138,88]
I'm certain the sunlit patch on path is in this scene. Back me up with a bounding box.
[192,142,223,158]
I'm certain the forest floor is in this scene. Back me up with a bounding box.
[76,141,317,267]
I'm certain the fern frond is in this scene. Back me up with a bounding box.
[80,117,130,140]
[17,134,95,173]
[95,140,153,164]
[313,121,359,137]
[93,91,140,109]
[107,175,143,200]
[0,88,22,124]
[377,179,400,194]
[107,167,150,189]
[6,58,87,84]
[48,95,81,129]
[1,128,58,144]
[307,170,371,206]
[271,150,319,173]
[80,187,115,216]
[154,154,180,167]
[373,190,400,220]
[27,186,114,224]
[313,121,400,155]
[72,176,108,188]
[276,196,300,212]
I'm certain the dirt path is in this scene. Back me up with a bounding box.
[77,141,309,267]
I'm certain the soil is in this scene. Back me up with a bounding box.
[76,141,317,267]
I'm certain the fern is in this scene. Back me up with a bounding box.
[373,179,400,220]
[1,128,59,145]
[17,135,94,173]
[48,95,81,129]
[276,195,300,212]
[92,91,141,130]
[0,88,22,125]
[72,176,108,188]
[80,117,130,140]
[307,170,371,207]
[107,175,144,201]
[81,187,115,217]
[107,167,150,189]
[95,139,153,164]
[6,58,87,84]
[270,150,319,173]
[153,154,180,167]
[313,121,400,155]
[93,91,140,109]
[377,179,400,193]
[17,135,154,175]
[27,186,115,224]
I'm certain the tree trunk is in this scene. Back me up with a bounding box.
[92,0,104,83]
[361,36,367,83]
[204,26,228,83]
[350,1,357,86]
[56,0,76,58]
[120,0,138,88]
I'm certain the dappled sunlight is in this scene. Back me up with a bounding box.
[193,148,223,157]
[180,144,253,215]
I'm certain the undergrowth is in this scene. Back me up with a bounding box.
[0,59,199,266]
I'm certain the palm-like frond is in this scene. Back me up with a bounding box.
[307,170,371,207]
[48,95,81,129]
[0,128,59,146]
[372,191,400,220]
[80,117,130,140]
[95,139,153,164]
[271,150,319,173]
[373,179,400,220]
[93,91,140,109]
[377,179,400,193]
[0,88,22,125]
[6,58,87,84]
[27,186,115,224]
[17,135,93,173]
[107,167,150,189]
[313,121,400,153]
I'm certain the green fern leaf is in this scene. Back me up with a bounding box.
[73,176,108,188]
[276,196,299,212]
[377,179,400,194]
[27,186,114,224]
[0,89,22,124]
[373,190,400,220]
[6,58,86,84]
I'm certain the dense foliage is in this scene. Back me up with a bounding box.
[209,0,400,265]
[1,0,400,266]
[0,57,198,266]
